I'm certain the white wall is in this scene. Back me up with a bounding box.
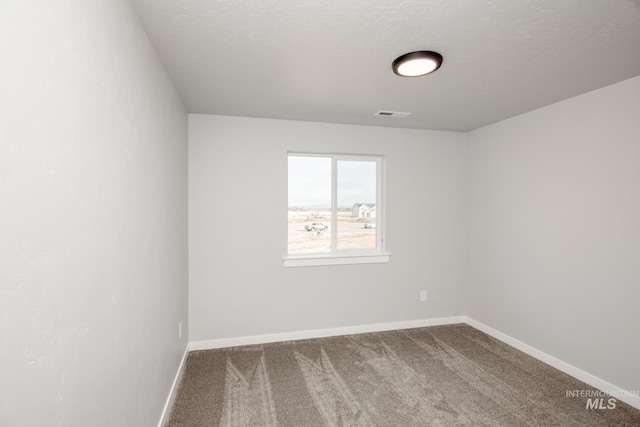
[467,76,640,394]
[0,1,188,426]
[189,115,467,342]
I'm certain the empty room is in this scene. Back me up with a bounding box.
[2,0,639,426]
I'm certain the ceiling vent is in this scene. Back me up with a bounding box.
[375,111,411,118]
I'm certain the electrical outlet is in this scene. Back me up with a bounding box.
[420,290,427,302]
[179,321,182,339]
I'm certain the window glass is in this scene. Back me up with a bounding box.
[337,160,377,250]
[287,153,384,261]
[288,156,331,254]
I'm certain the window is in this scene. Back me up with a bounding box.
[285,153,390,267]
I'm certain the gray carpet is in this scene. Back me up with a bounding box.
[166,324,640,426]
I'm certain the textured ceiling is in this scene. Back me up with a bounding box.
[130,0,640,132]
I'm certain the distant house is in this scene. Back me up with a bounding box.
[352,203,376,218]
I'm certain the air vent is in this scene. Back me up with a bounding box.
[375,111,411,118]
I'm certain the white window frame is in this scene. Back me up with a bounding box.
[284,152,390,267]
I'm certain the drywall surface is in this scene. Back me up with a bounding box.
[0,1,188,426]
[467,76,640,394]
[189,115,466,342]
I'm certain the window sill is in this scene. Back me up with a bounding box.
[283,253,391,268]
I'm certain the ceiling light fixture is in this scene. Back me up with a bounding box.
[392,51,443,77]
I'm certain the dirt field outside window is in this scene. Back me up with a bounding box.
[288,210,376,253]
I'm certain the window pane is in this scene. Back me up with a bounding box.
[337,160,377,250]
[288,156,331,253]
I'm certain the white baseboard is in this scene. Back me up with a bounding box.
[189,316,466,351]
[157,345,189,427]
[464,317,640,411]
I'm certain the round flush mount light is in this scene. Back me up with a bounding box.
[392,51,443,77]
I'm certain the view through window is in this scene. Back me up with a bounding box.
[288,154,381,255]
